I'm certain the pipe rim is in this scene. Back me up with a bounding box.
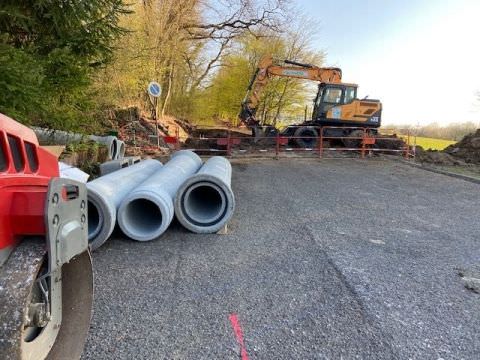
[174,174,235,233]
[87,190,116,250]
[180,181,227,226]
[87,198,103,240]
[118,141,125,159]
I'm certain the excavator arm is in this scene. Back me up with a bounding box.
[239,55,343,126]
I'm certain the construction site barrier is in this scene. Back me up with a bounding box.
[161,125,416,159]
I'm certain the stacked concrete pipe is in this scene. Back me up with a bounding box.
[116,140,126,159]
[33,127,84,144]
[87,159,163,250]
[33,127,123,160]
[174,156,235,233]
[90,135,120,160]
[117,150,203,241]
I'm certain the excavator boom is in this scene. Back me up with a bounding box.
[240,55,343,126]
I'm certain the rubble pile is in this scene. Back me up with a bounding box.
[415,129,480,166]
[414,147,464,165]
[444,129,480,164]
[112,107,189,156]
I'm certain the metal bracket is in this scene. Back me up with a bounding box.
[45,178,88,274]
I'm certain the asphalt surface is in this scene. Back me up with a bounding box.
[82,158,480,359]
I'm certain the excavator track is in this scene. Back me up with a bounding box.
[0,239,93,360]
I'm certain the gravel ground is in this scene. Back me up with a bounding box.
[82,158,480,359]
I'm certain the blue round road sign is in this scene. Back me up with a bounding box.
[148,81,162,97]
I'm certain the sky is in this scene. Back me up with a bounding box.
[297,0,480,125]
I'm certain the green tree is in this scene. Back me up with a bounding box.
[0,0,128,131]
[92,0,287,124]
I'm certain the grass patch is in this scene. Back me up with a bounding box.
[401,136,456,150]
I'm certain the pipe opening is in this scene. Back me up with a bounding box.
[87,201,102,240]
[184,185,225,224]
[122,198,163,234]
[111,140,117,159]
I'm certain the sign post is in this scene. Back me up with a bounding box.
[147,81,162,148]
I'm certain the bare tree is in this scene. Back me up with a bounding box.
[182,0,287,91]
[183,0,286,40]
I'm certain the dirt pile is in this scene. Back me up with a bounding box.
[414,129,480,165]
[112,107,190,156]
[414,147,465,165]
[375,134,407,150]
[444,129,480,164]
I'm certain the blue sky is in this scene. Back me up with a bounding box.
[297,0,480,125]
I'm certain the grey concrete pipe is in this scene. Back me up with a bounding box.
[174,156,235,233]
[33,127,84,144]
[117,150,203,241]
[116,140,126,159]
[32,127,123,160]
[99,158,130,176]
[90,135,119,160]
[87,159,163,250]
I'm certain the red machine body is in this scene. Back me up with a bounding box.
[0,113,59,251]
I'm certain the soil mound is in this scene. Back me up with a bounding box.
[444,129,480,164]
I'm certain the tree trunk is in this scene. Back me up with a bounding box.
[162,63,174,117]
[272,79,291,126]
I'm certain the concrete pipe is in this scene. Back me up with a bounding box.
[87,159,163,250]
[90,135,118,160]
[33,127,121,160]
[174,156,235,234]
[99,156,141,176]
[116,140,126,159]
[126,156,141,165]
[99,158,130,176]
[118,150,203,241]
[32,127,84,144]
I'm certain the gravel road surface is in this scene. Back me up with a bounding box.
[82,158,480,359]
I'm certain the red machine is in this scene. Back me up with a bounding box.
[0,113,93,359]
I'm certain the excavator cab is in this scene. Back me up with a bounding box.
[313,83,357,117]
[312,83,382,128]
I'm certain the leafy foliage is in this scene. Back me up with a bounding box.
[0,0,128,131]
[1,0,326,131]
[92,0,296,125]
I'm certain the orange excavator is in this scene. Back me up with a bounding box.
[239,55,383,147]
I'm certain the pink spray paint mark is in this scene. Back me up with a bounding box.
[229,313,250,360]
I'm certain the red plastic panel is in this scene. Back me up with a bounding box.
[0,113,59,251]
[0,113,38,145]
